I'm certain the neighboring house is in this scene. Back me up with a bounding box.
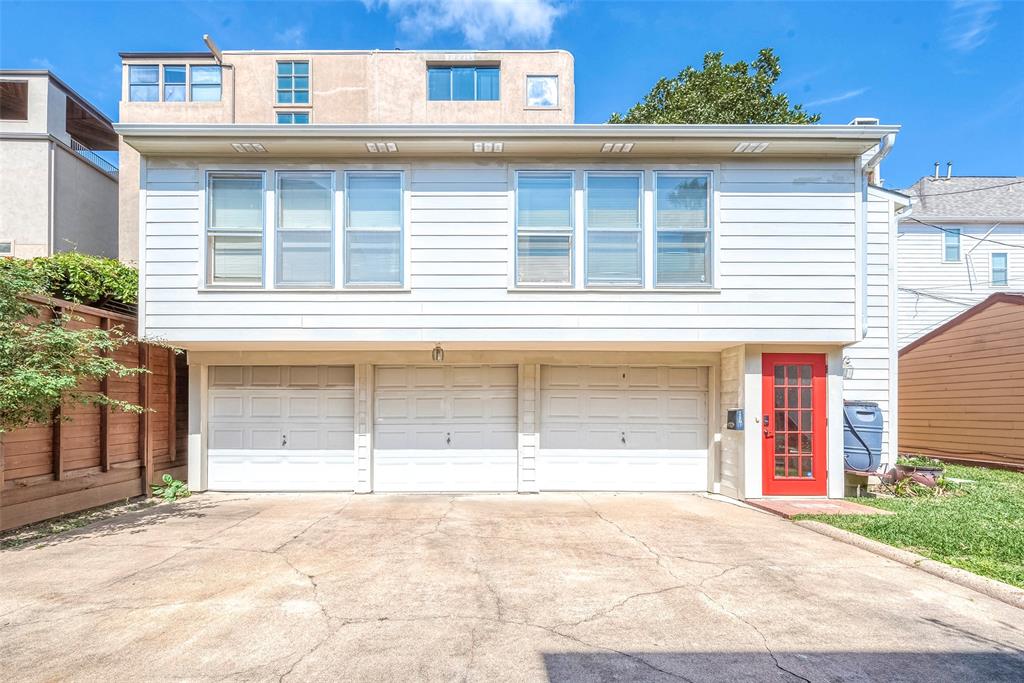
[115,43,905,499]
[899,292,1024,470]
[0,70,118,259]
[896,169,1024,347]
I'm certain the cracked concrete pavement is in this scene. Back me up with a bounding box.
[2,493,1023,682]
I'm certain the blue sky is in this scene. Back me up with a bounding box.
[1,0,1021,187]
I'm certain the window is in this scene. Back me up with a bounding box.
[943,228,961,262]
[276,111,310,124]
[206,173,264,286]
[0,240,12,255]
[992,252,1008,286]
[585,172,642,286]
[276,172,333,287]
[427,66,499,101]
[515,172,573,286]
[163,65,186,102]
[190,66,221,101]
[526,75,558,108]
[654,172,712,286]
[277,61,309,104]
[0,81,28,120]
[128,65,159,101]
[345,172,403,286]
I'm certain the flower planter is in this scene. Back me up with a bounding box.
[894,465,944,488]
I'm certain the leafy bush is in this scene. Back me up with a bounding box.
[0,255,145,433]
[0,252,137,306]
[151,474,191,500]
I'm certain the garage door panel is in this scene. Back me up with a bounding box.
[373,365,517,492]
[538,365,709,492]
[207,366,355,491]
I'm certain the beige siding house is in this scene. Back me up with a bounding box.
[116,44,903,499]
[0,71,118,258]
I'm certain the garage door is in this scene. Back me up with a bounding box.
[373,365,517,492]
[207,366,355,491]
[538,365,708,491]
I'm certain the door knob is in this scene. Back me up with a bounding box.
[763,415,773,439]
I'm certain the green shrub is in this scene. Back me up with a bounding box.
[0,252,137,306]
[151,474,191,500]
[897,455,945,470]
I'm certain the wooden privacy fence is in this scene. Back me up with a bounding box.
[0,296,187,531]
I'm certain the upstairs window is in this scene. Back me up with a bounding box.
[515,172,573,286]
[427,66,500,101]
[277,61,309,104]
[190,66,222,101]
[276,172,333,287]
[206,173,264,286]
[655,172,712,286]
[0,81,28,120]
[526,75,558,108]
[585,172,642,286]
[345,172,403,286]
[276,111,310,124]
[943,228,961,262]
[128,65,159,101]
[163,65,186,102]
[992,252,1008,286]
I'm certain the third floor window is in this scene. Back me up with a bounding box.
[427,66,499,101]
[277,61,310,104]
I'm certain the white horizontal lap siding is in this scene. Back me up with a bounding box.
[142,159,859,343]
[897,223,1024,346]
[842,190,895,466]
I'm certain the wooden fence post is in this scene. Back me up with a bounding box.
[100,316,111,472]
[138,343,151,493]
[168,348,177,463]
[51,303,64,482]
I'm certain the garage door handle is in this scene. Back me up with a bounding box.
[446,432,451,446]
[621,432,626,445]
[282,434,288,447]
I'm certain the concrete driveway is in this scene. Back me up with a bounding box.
[2,493,1022,682]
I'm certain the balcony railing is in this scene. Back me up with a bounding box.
[69,138,118,177]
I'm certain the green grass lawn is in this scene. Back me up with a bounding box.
[801,465,1024,588]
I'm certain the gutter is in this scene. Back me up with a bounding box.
[113,122,901,141]
[863,132,896,176]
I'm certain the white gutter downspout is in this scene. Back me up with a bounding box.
[859,133,897,337]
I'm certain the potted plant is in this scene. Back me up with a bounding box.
[894,455,945,487]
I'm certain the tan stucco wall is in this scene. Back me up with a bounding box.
[0,138,50,257]
[0,74,51,136]
[53,145,117,257]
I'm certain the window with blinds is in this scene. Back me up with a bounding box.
[585,172,642,286]
[345,172,403,286]
[516,172,574,286]
[654,172,712,286]
[276,172,333,287]
[206,173,264,286]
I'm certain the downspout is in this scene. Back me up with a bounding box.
[48,139,56,254]
[859,133,897,337]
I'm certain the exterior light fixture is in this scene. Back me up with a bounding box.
[733,142,769,153]
[472,142,504,153]
[431,344,445,363]
[601,142,635,153]
[842,356,854,380]
[366,142,398,153]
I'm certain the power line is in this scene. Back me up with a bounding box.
[905,218,1024,250]
[907,179,1024,198]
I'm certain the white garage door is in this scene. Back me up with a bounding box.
[538,365,709,491]
[373,365,518,492]
[207,366,355,491]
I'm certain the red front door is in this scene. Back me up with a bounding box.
[761,354,827,496]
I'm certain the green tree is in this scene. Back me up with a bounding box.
[0,256,145,433]
[609,48,821,125]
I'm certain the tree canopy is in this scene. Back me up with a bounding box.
[609,48,821,125]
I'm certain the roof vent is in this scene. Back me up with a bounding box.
[231,142,267,153]
[733,142,769,153]
[601,143,634,153]
[849,117,880,126]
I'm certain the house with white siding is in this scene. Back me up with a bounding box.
[115,45,904,499]
[897,169,1024,347]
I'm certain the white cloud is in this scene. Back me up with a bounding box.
[367,0,567,47]
[806,88,868,107]
[945,0,1000,53]
[30,57,57,71]
[274,24,307,48]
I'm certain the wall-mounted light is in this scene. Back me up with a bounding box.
[842,356,854,380]
[366,142,398,153]
[231,142,267,153]
[431,344,445,363]
[733,142,769,153]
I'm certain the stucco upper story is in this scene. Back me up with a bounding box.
[0,70,118,258]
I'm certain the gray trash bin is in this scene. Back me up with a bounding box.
[843,401,883,472]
